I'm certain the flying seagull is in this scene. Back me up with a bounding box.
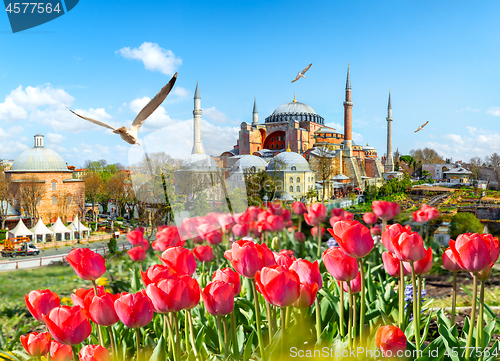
[291,63,312,83]
[414,121,429,133]
[68,73,178,146]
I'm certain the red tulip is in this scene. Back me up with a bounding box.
[329,220,373,259]
[391,232,426,263]
[127,246,146,262]
[412,210,428,223]
[87,292,120,326]
[381,224,411,253]
[206,230,223,245]
[289,258,323,289]
[273,251,295,268]
[281,209,292,222]
[292,201,307,215]
[421,204,440,221]
[404,246,433,275]
[339,272,362,293]
[71,286,103,309]
[371,225,382,236]
[224,240,276,279]
[311,226,325,238]
[127,229,144,247]
[212,267,241,295]
[246,206,262,220]
[308,203,327,221]
[159,247,197,276]
[193,245,214,262]
[66,248,106,281]
[267,215,285,232]
[322,247,359,282]
[294,231,306,243]
[268,201,283,215]
[201,281,235,316]
[442,242,462,272]
[362,212,378,225]
[372,201,401,221]
[450,233,494,272]
[256,265,300,307]
[292,282,318,308]
[146,275,200,313]
[114,291,154,328]
[25,289,60,322]
[79,345,111,361]
[50,341,73,361]
[376,325,407,357]
[141,264,178,286]
[329,208,354,225]
[382,251,410,278]
[232,223,249,237]
[154,226,184,251]
[20,332,51,357]
[480,233,500,263]
[43,306,92,345]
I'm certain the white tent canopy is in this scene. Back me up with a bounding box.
[30,218,55,243]
[67,215,90,240]
[49,217,73,241]
[7,219,34,239]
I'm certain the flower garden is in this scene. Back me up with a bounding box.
[3,200,500,361]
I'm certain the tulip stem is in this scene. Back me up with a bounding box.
[451,271,457,325]
[217,316,228,359]
[91,280,105,347]
[173,313,181,360]
[230,310,238,358]
[281,307,286,353]
[347,283,352,348]
[399,261,405,329]
[410,263,420,352]
[184,310,189,353]
[135,328,141,361]
[339,286,344,338]
[353,293,357,346]
[315,297,321,342]
[72,346,78,361]
[165,314,175,361]
[251,279,266,361]
[417,275,422,319]
[223,316,230,359]
[465,273,478,360]
[187,310,199,358]
[476,280,485,355]
[358,258,366,345]
[298,215,302,234]
[316,229,322,258]
[286,306,291,328]
[265,302,273,343]
[108,326,116,360]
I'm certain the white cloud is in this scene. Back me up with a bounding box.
[129,97,173,132]
[117,42,182,76]
[325,122,364,146]
[46,132,65,144]
[487,107,500,117]
[202,107,228,123]
[173,87,189,98]
[456,107,479,113]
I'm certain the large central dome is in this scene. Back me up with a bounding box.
[9,134,69,172]
[265,98,324,125]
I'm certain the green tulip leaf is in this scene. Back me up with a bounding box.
[149,335,166,361]
[243,330,255,361]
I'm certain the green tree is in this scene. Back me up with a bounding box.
[449,212,483,239]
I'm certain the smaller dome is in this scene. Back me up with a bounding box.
[267,151,311,171]
[180,153,219,171]
[363,144,376,151]
[231,155,268,173]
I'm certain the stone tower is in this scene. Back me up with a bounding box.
[385,91,394,172]
[192,82,204,154]
[343,64,353,157]
[252,98,258,126]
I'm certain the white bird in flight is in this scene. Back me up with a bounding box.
[291,63,312,83]
[68,73,178,146]
[414,121,429,133]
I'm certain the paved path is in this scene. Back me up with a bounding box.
[0,236,130,272]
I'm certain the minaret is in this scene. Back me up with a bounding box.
[191,82,204,154]
[385,91,394,172]
[252,98,258,127]
[343,64,353,157]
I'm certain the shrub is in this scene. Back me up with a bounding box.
[449,212,483,238]
[108,237,118,254]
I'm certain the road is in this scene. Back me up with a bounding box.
[0,236,131,272]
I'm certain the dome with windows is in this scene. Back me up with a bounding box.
[265,96,324,125]
[230,155,268,173]
[10,134,69,172]
[266,151,311,172]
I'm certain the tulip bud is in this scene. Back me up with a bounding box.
[256,265,300,307]
[201,281,235,316]
[376,325,407,357]
[66,248,106,281]
[271,236,279,250]
[49,341,73,361]
[20,332,51,357]
[25,289,60,322]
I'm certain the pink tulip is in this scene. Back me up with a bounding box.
[43,306,92,345]
[127,229,144,247]
[289,258,323,289]
[127,247,146,262]
[392,232,426,263]
[372,201,401,221]
[66,248,106,281]
[159,247,197,276]
[339,272,362,293]
[449,233,494,273]
[256,265,300,307]
[201,281,235,316]
[273,251,295,268]
[141,264,178,286]
[193,245,215,263]
[381,224,411,253]
[25,289,60,322]
[292,282,319,309]
[403,246,433,275]
[267,215,285,232]
[114,291,154,328]
[362,212,378,225]
[224,240,276,279]
[322,247,359,282]
[20,332,51,357]
[442,242,462,272]
[413,210,428,223]
[146,275,200,313]
[294,231,306,243]
[79,345,111,361]
[292,201,307,215]
[382,251,410,278]
[328,220,374,259]
[212,267,241,295]
[232,223,249,238]
[49,341,73,361]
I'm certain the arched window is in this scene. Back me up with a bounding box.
[52,181,56,191]
[290,177,293,183]
[291,166,296,171]
[52,196,57,205]
[297,186,301,192]
[289,186,293,192]
[296,177,300,183]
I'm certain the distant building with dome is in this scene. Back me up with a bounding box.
[5,134,84,225]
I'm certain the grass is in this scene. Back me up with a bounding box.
[429,284,500,308]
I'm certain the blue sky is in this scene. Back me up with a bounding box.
[1,0,499,167]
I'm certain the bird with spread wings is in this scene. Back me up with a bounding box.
[414,121,429,133]
[291,63,312,83]
[68,73,178,146]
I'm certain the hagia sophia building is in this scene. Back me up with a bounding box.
[184,65,397,201]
